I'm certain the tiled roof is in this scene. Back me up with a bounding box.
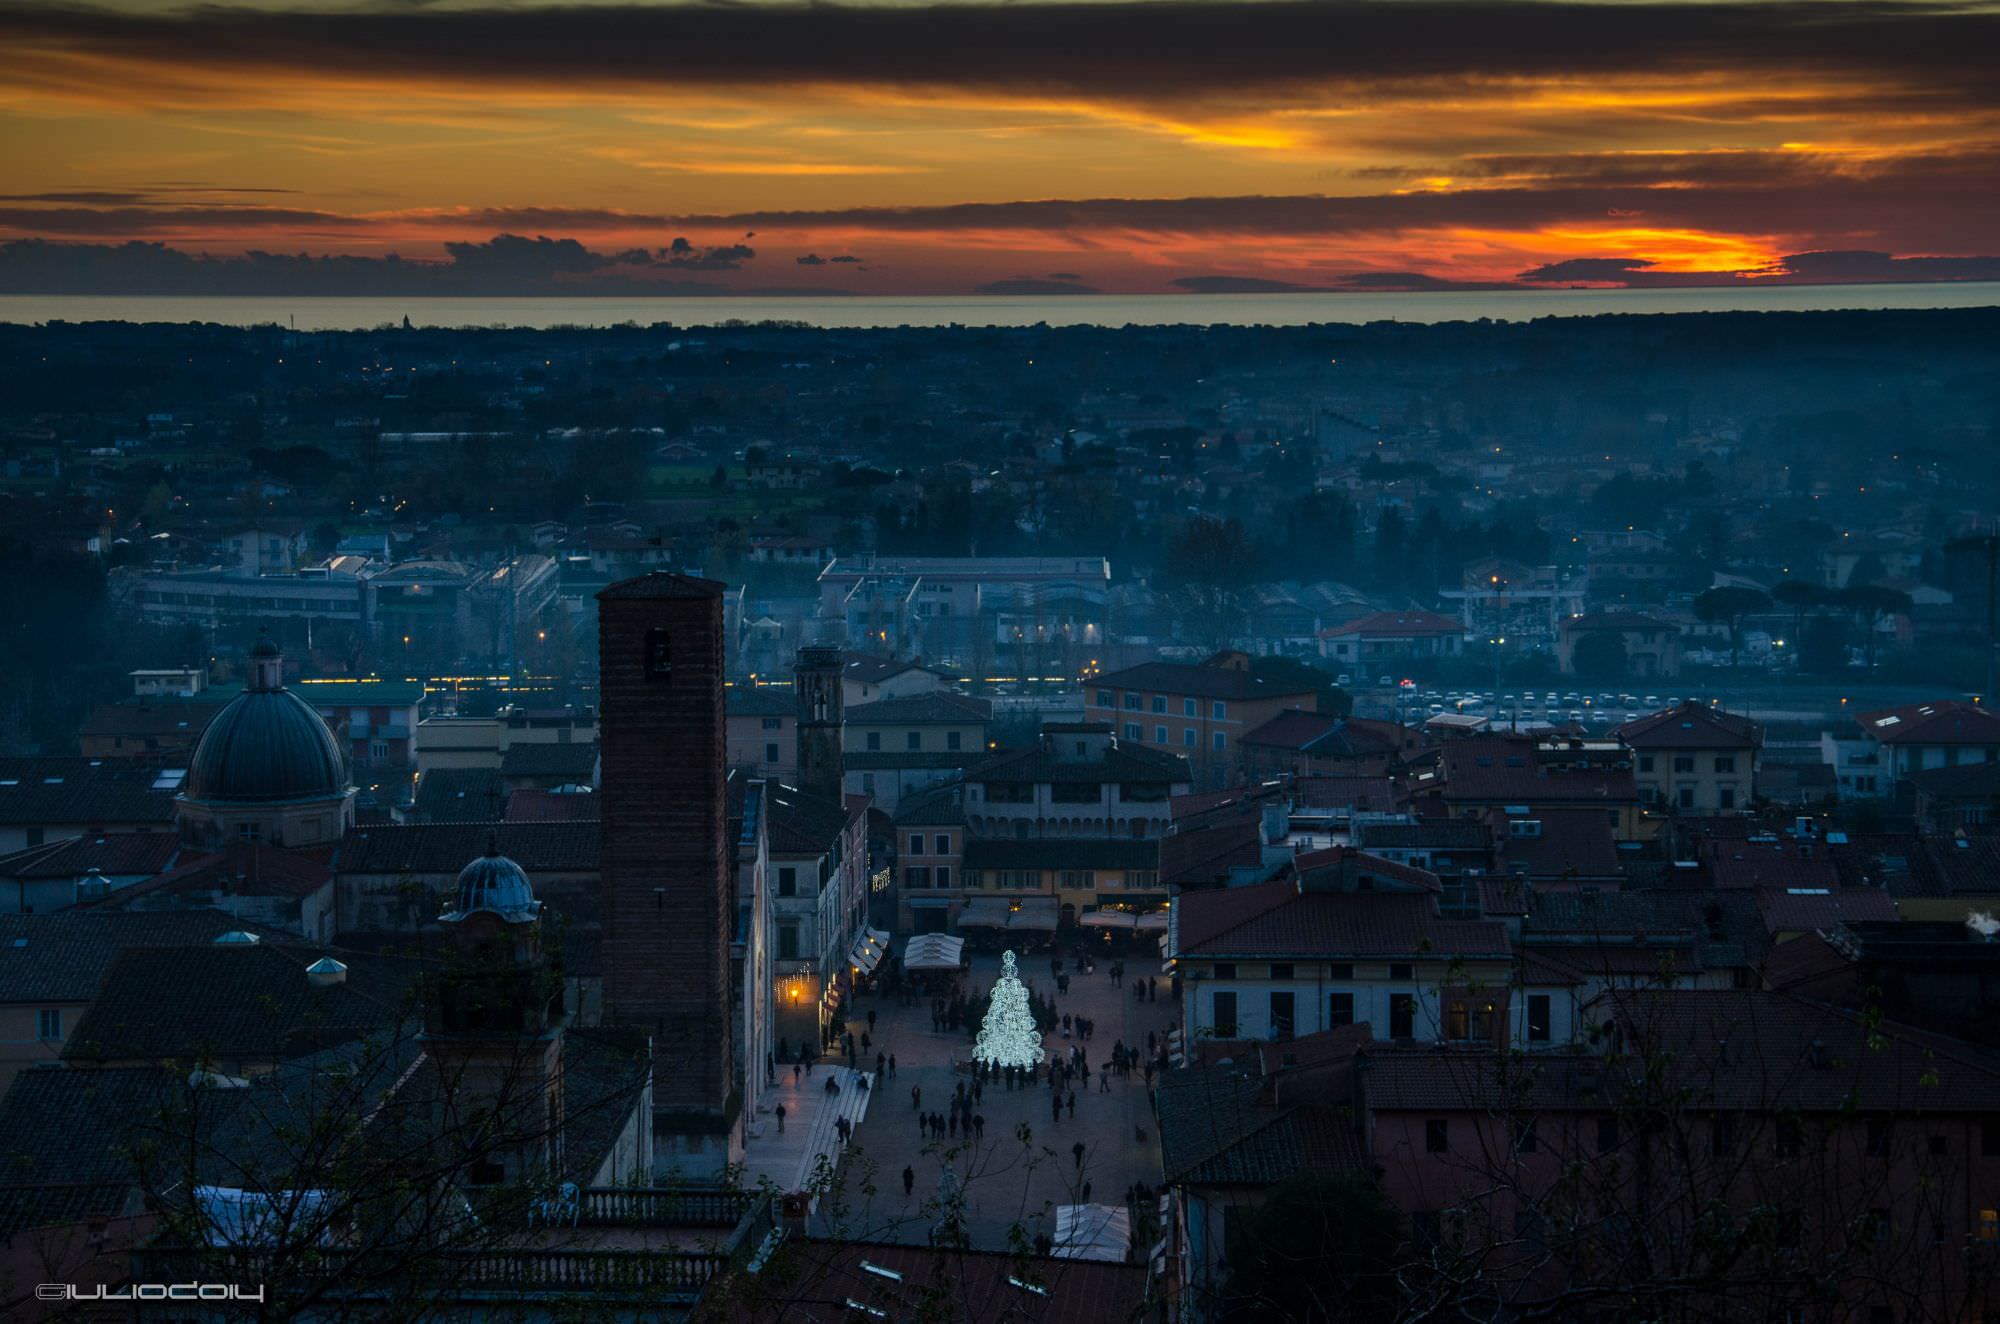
[1292,775,1400,811]
[0,1181,138,1240]
[765,782,858,855]
[337,821,600,875]
[0,831,180,880]
[1614,702,1762,749]
[96,843,336,905]
[413,766,507,821]
[500,741,599,779]
[1159,820,1264,886]
[1489,807,1624,879]
[1758,930,1860,994]
[1157,1066,1366,1187]
[891,781,966,827]
[1287,845,1443,894]
[0,910,291,1003]
[1756,886,1899,934]
[0,757,177,828]
[1434,738,1636,804]
[1855,700,2000,747]
[1827,832,2000,898]
[968,739,1190,786]
[64,943,419,1063]
[1093,660,1317,703]
[0,1064,241,1191]
[964,838,1160,871]
[1177,883,1509,960]
[1704,838,1841,890]
[504,788,602,822]
[846,692,992,724]
[79,698,220,739]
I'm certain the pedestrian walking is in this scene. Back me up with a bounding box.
[1100,1069,1111,1093]
[902,1165,915,1197]
[861,1031,871,1052]
[793,1062,802,1085]
[877,1051,886,1075]
[912,1084,922,1111]
[949,1112,958,1139]
[775,1103,787,1133]
[1072,1141,1085,1172]
[1082,1180,1092,1203]
[1052,1093,1062,1125]
[888,1053,897,1078]
[1067,1091,1076,1118]
[974,1113,985,1140]
[868,1009,878,1033]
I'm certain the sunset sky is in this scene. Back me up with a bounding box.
[1,0,1997,294]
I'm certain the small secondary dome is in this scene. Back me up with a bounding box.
[450,836,540,922]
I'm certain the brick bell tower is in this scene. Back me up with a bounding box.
[794,644,845,804]
[596,572,737,1174]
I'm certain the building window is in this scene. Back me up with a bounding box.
[1060,871,1096,890]
[1155,725,1168,743]
[1389,963,1414,980]
[962,869,984,889]
[766,742,780,764]
[1673,755,1695,773]
[1524,994,1552,1043]
[36,1009,61,1042]
[867,732,882,751]
[901,731,918,751]
[1446,1002,1470,1041]
[934,834,950,854]
[1212,991,1238,1038]
[1213,963,1237,979]
[1390,993,1415,1040]
[1124,693,1142,710]
[1151,695,1167,714]
[1715,755,1736,773]
[1328,992,1354,1027]
[948,730,962,751]
[777,923,800,960]
[762,717,783,731]
[935,866,950,888]
[1271,991,1295,1040]
[1125,723,1142,741]
[1638,755,1654,772]
[369,740,389,763]
[1426,1119,1449,1153]
[905,867,930,889]
[1212,701,1227,720]
[1328,963,1354,980]
[1719,787,1736,809]
[1096,690,1112,707]
[1213,732,1227,752]
[909,833,924,855]
[1184,728,1197,747]
[778,867,797,898]
[1183,698,1197,717]
[238,822,260,841]
[1269,962,1294,980]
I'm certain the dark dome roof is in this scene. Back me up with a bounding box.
[183,688,349,806]
[452,845,540,921]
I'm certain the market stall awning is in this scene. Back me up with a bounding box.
[902,933,966,972]
[1134,911,1170,933]
[957,898,1011,928]
[848,927,892,976]
[1053,1203,1131,1262]
[1007,897,1059,931]
[1079,910,1138,930]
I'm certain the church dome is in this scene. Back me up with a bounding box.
[452,839,540,921]
[181,640,349,807]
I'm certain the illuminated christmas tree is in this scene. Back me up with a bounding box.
[973,950,1044,1069]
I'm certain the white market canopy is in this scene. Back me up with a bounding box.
[902,933,966,971]
[1052,1203,1131,1262]
[1134,912,1170,933]
[958,898,1012,928]
[849,928,892,976]
[1007,898,1059,931]
[1079,910,1138,930]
